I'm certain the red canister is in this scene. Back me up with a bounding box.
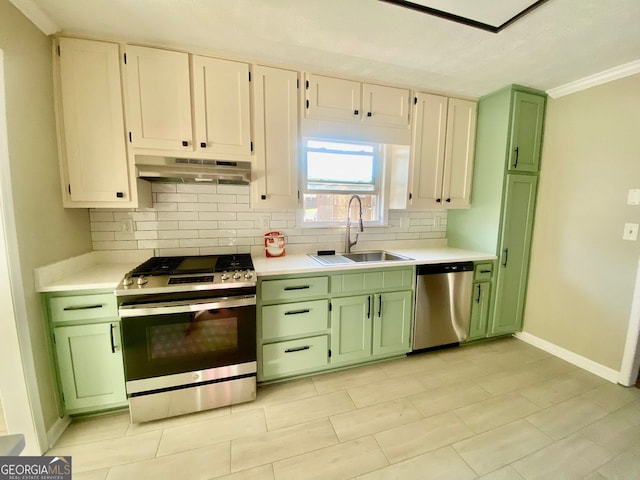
[264,231,286,257]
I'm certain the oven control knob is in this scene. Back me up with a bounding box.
[232,271,242,280]
[220,272,230,281]
[244,270,253,279]
[137,275,147,286]
[122,275,133,287]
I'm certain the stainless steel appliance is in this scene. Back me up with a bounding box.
[115,254,256,423]
[412,262,474,351]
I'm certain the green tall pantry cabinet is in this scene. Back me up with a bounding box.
[448,85,545,338]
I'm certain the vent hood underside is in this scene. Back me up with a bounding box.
[135,155,251,185]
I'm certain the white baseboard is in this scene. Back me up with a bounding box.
[514,332,620,384]
[46,416,71,450]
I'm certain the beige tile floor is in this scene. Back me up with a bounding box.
[47,337,640,480]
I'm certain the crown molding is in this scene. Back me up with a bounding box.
[547,59,640,99]
[9,0,59,36]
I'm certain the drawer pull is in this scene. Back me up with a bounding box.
[284,309,310,316]
[63,304,104,311]
[480,269,491,274]
[109,323,116,353]
[476,284,482,303]
[284,345,311,353]
[284,285,310,291]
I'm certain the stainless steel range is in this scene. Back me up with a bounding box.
[115,254,256,423]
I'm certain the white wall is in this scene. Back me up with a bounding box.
[0,0,92,444]
[523,74,640,371]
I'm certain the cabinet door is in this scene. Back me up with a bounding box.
[192,56,251,157]
[330,295,372,364]
[372,291,412,356]
[409,93,448,209]
[54,323,126,412]
[251,65,299,209]
[56,38,130,205]
[305,74,361,121]
[490,174,537,335]
[126,46,193,151]
[468,282,491,340]
[507,91,545,173]
[362,83,410,127]
[442,98,477,208]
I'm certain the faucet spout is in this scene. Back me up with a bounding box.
[345,194,364,253]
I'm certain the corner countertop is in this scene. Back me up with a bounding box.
[253,247,496,277]
[35,250,153,293]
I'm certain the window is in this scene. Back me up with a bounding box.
[301,139,382,224]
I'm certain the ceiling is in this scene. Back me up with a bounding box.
[14,0,640,98]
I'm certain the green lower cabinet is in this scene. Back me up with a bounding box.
[330,295,372,364]
[262,335,329,378]
[54,322,127,413]
[468,282,491,340]
[372,291,412,356]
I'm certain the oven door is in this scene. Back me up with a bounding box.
[119,295,256,383]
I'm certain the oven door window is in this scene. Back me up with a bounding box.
[121,305,256,381]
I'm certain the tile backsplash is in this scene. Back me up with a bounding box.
[90,183,447,256]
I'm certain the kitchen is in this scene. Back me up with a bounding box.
[1,0,640,477]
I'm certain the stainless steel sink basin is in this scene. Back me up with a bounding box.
[309,250,412,265]
[342,251,412,262]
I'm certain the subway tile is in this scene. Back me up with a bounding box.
[89,211,114,222]
[199,229,237,239]
[133,231,158,240]
[156,247,200,256]
[176,183,218,194]
[149,202,178,211]
[91,222,120,232]
[156,193,198,203]
[157,211,199,221]
[199,211,237,221]
[137,239,180,250]
[217,184,250,195]
[151,183,177,193]
[198,193,237,203]
[177,202,218,212]
[93,241,138,250]
[91,231,114,241]
[158,230,199,240]
[219,220,256,229]
[136,221,178,231]
[178,220,218,230]
[179,238,219,248]
[237,195,250,204]
[218,203,251,212]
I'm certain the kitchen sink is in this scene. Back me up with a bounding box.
[309,250,413,265]
[343,251,412,262]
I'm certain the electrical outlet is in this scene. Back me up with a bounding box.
[260,216,270,229]
[628,189,640,205]
[623,223,639,241]
[120,219,134,233]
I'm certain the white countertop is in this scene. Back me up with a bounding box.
[35,250,153,293]
[253,247,496,277]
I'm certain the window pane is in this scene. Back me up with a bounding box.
[307,140,374,153]
[307,152,374,184]
[303,194,378,223]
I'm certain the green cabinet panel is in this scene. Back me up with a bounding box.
[262,335,328,378]
[54,322,126,412]
[261,276,328,302]
[491,174,538,335]
[508,91,545,173]
[331,268,413,295]
[372,291,412,356]
[330,295,372,364]
[474,262,493,282]
[468,282,491,340]
[261,299,329,340]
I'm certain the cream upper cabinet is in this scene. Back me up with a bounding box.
[362,83,410,126]
[251,65,299,209]
[409,93,476,209]
[125,45,193,151]
[55,37,133,207]
[305,74,409,126]
[305,74,361,121]
[192,55,251,156]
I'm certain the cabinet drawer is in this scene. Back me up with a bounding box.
[262,300,328,340]
[262,335,328,378]
[474,263,493,281]
[49,294,118,323]
[261,277,328,302]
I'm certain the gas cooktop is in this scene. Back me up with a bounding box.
[115,254,255,296]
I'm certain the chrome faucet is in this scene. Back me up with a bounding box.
[345,194,364,253]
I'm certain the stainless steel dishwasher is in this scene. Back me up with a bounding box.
[412,262,474,351]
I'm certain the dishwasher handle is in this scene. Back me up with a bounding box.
[416,262,474,275]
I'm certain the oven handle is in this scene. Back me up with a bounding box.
[118,295,256,318]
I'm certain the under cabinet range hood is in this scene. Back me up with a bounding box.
[135,155,251,184]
